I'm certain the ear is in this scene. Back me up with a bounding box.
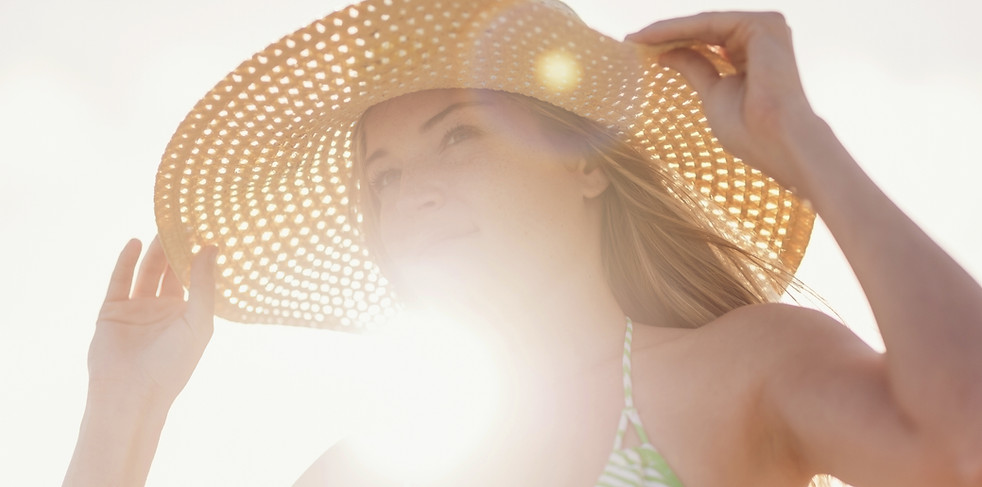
[572,158,610,200]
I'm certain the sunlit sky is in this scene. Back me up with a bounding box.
[2,0,980,485]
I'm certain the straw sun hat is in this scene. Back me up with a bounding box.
[154,0,814,331]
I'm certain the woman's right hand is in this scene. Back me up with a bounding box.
[88,237,216,406]
[63,238,215,487]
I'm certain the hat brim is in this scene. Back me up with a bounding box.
[154,0,814,330]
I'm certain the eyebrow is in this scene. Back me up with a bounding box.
[363,100,491,168]
[418,100,489,133]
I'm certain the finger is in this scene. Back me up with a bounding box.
[626,12,736,46]
[627,11,787,48]
[159,261,185,298]
[659,48,722,97]
[104,239,142,302]
[186,245,218,334]
[132,236,168,298]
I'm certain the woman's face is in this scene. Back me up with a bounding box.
[359,89,607,306]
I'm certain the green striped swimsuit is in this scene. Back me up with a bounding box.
[594,317,684,487]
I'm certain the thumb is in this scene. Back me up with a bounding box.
[659,48,722,97]
[187,245,218,335]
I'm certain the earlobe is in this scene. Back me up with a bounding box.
[574,158,610,199]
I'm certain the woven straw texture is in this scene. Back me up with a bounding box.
[155,0,815,330]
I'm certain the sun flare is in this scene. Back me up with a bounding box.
[536,50,582,92]
[348,311,502,482]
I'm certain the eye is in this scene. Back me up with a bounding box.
[442,124,481,148]
[368,168,401,193]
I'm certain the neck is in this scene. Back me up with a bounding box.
[418,261,630,392]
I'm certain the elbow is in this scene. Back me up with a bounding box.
[913,451,982,487]
[952,465,982,487]
[956,393,982,486]
[908,402,982,487]
[925,370,982,485]
[956,450,982,487]
[946,419,982,486]
[927,434,982,487]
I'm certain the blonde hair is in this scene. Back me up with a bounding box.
[499,91,795,328]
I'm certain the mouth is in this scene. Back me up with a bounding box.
[413,228,478,256]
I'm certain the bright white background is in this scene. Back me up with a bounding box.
[1,0,980,485]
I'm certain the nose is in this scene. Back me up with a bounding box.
[394,165,446,215]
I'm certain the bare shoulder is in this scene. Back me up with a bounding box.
[633,302,877,385]
[629,303,883,486]
[694,302,876,365]
[705,301,856,337]
[293,437,401,487]
[697,304,937,484]
[292,438,358,487]
[690,302,887,418]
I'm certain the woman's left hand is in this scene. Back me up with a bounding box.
[627,12,818,191]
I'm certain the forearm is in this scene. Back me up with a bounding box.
[63,389,170,487]
[785,113,982,468]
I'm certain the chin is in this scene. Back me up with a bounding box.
[387,238,543,311]
[397,262,477,296]
[391,258,502,311]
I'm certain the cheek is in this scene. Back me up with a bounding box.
[376,201,408,258]
[476,164,581,241]
[372,145,576,252]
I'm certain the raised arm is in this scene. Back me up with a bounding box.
[63,238,216,486]
[628,12,982,485]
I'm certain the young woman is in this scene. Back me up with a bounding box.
[63,1,982,486]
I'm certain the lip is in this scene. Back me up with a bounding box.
[411,227,478,256]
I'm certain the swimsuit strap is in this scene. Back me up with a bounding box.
[597,317,687,487]
[612,316,653,450]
